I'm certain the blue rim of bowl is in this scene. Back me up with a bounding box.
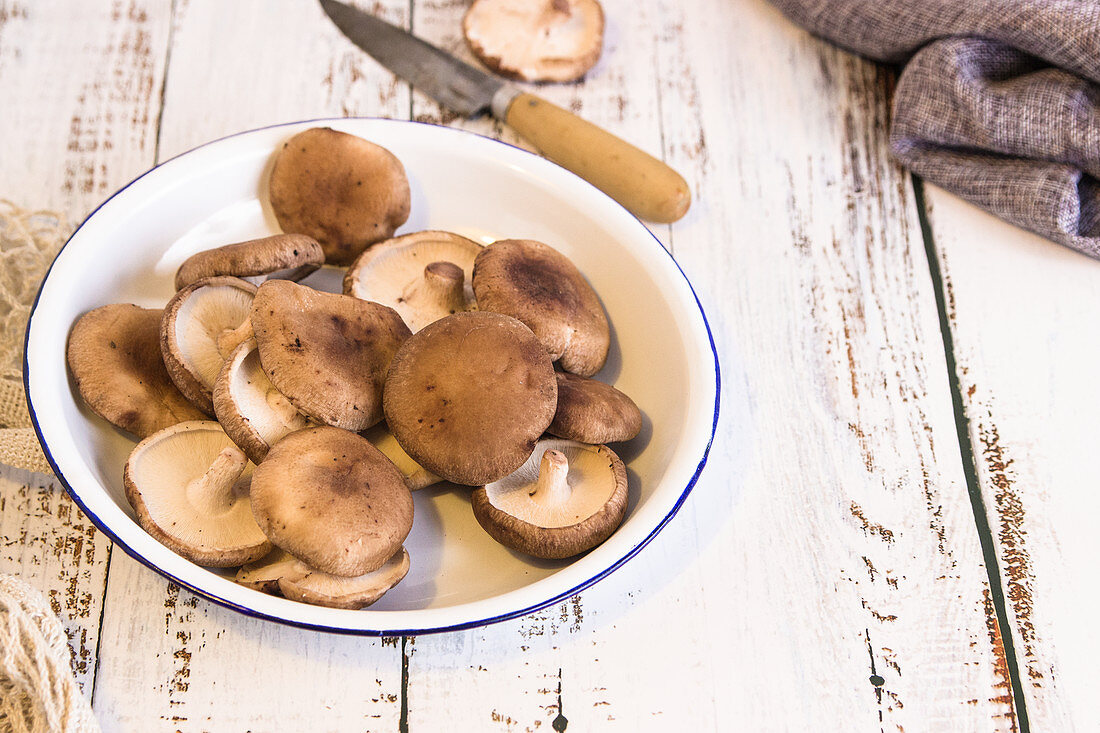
[24,117,721,636]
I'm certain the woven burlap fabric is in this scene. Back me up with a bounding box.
[767,0,1100,257]
[0,201,66,475]
[0,575,99,733]
[0,206,97,728]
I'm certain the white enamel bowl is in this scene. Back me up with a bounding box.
[24,119,719,635]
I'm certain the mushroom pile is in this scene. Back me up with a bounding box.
[66,126,643,611]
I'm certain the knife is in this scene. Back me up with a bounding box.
[319,0,691,223]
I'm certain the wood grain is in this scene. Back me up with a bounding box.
[0,0,173,697]
[636,0,1019,728]
[924,184,1100,731]
[0,466,112,694]
[0,0,171,224]
[3,0,1081,728]
[152,0,411,161]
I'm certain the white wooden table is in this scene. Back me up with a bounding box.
[2,1,1098,730]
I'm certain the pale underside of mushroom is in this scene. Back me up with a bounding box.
[463,0,605,83]
[361,423,442,491]
[124,421,271,567]
[483,439,619,528]
[214,339,310,464]
[162,277,257,415]
[344,231,482,332]
[472,437,627,559]
[236,546,410,610]
[175,284,256,386]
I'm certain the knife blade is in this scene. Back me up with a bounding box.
[319,0,690,223]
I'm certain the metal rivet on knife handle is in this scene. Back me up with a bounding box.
[500,93,691,223]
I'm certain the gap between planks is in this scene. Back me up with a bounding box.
[912,174,1030,733]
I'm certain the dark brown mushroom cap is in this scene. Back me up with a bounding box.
[268,127,411,266]
[236,546,410,609]
[281,548,410,609]
[160,276,257,416]
[67,304,206,438]
[174,233,324,290]
[251,280,411,432]
[471,439,627,559]
[383,311,557,486]
[548,371,642,443]
[462,0,605,83]
[249,426,414,577]
[472,239,609,377]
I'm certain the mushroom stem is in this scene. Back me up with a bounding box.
[405,467,442,491]
[265,387,302,428]
[529,449,571,506]
[185,445,248,516]
[424,260,464,285]
[217,319,254,358]
[415,261,467,315]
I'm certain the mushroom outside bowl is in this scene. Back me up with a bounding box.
[24,118,720,635]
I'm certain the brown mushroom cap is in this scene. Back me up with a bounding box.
[212,338,310,464]
[462,0,605,83]
[249,426,414,577]
[250,280,410,432]
[67,304,206,438]
[383,311,557,486]
[472,239,609,377]
[471,438,627,559]
[174,233,324,290]
[343,230,483,332]
[123,421,272,567]
[160,276,257,416]
[236,546,410,610]
[549,371,642,443]
[268,127,411,266]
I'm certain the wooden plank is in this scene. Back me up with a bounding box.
[923,184,1100,731]
[0,466,112,694]
[88,1,409,728]
[411,0,1022,728]
[4,0,1056,729]
[0,0,173,695]
[151,0,411,160]
[642,1,1020,726]
[93,560,404,731]
[653,2,1019,724]
[0,0,171,224]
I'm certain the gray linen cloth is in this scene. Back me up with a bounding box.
[767,0,1100,257]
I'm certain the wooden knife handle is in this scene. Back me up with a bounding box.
[502,92,691,223]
